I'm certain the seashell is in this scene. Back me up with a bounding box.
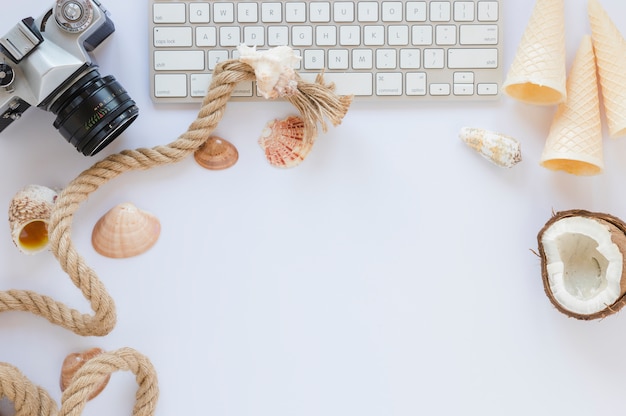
[459,126,522,168]
[237,44,301,99]
[91,202,161,259]
[259,115,315,168]
[60,347,110,401]
[8,184,58,254]
[193,136,239,170]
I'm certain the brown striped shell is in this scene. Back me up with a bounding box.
[91,202,161,258]
[60,348,110,401]
[193,136,239,170]
[258,115,315,168]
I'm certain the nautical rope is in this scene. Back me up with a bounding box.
[0,347,158,416]
[0,59,352,337]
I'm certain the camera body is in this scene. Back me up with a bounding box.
[0,0,138,156]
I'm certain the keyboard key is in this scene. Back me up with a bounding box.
[388,25,409,46]
[153,27,192,47]
[261,3,282,22]
[153,3,186,23]
[238,3,258,22]
[454,2,475,22]
[430,83,450,95]
[154,50,204,71]
[406,72,426,95]
[400,49,420,68]
[382,2,403,22]
[478,2,498,21]
[406,2,427,21]
[196,27,217,47]
[328,49,349,69]
[358,2,379,22]
[430,2,451,22]
[334,2,355,22]
[189,3,210,23]
[376,72,403,96]
[304,49,325,69]
[376,49,397,69]
[155,74,187,97]
[214,3,235,23]
[477,83,498,95]
[220,27,241,46]
[340,26,361,46]
[453,83,474,95]
[447,48,498,68]
[459,25,498,45]
[286,3,307,22]
[326,73,374,95]
[310,2,331,23]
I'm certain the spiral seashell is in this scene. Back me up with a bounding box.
[8,184,58,254]
[258,115,315,168]
[237,44,301,99]
[459,126,522,168]
[91,202,161,259]
[60,347,110,401]
[193,136,239,170]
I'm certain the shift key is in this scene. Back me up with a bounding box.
[154,51,205,71]
[448,48,498,69]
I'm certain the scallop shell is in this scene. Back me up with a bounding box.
[259,115,315,168]
[60,347,110,401]
[459,127,522,168]
[91,202,161,259]
[8,184,58,254]
[193,136,239,170]
[237,45,301,99]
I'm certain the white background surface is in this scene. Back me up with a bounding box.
[2,0,626,415]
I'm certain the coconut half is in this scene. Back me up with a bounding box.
[537,210,626,320]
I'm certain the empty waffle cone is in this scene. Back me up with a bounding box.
[540,35,603,175]
[588,0,626,138]
[502,0,567,105]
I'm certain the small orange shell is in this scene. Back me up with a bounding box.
[60,347,110,401]
[91,202,161,259]
[193,136,238,170]
[258,115,315,168]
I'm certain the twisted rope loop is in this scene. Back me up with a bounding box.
[0,348,158,416]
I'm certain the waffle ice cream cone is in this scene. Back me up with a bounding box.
[540,35,603,176]
[502,0,567,105]
[588,0,626,138]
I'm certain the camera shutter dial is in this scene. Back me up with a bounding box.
[55,0,94,33]
[0,63,15,88]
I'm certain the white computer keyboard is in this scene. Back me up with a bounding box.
[149,1,502,103]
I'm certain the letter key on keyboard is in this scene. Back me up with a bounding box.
[150,0,502,103]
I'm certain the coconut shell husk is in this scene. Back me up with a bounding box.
[537,209,626,320]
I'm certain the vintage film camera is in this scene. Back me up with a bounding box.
[0,0,138,156]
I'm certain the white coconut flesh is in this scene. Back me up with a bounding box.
[541,216,623,315]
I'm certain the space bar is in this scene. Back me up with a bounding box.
[300,73,373,96]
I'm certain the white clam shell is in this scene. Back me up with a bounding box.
[237,44,301,99]
[459,127,522,168]
[91,202,161,259]
[8,184,58,254]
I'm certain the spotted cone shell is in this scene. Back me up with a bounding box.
[8,184,58,254]
[91,202,161,258]
[258,115,315,168]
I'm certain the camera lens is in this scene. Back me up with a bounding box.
[49,67,138,156]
